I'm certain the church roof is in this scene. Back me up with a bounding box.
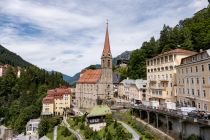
[102,23,111,57]
[87,105,111,117]
[77,69,101,84]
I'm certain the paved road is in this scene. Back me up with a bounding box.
[118,121,140,140]
[53,126,58,140]
[63,117,84,140]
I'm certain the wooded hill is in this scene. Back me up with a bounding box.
[0,45,32,67]
[125,5,210,80]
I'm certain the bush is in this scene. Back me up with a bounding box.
[61,127,71,137]
[69,135,77,140]
[187,134,201,140]
[144,131,154,139]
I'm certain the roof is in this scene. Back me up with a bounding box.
[77,69,101,84]
[102,23,111,57]
[43,87,71,104]
[87,105,111,117]
[39,136,50,140]
[120,79,146,89]
[147,49,196,60]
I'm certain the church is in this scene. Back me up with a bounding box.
[75,23,113,109]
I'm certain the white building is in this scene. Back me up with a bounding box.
[26,118,40,138]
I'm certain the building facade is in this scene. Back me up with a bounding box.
[176,49,210,111]
[75,23,113,109]
[26,119,40,138]
[146,49,196,104]
[42,87,71,116]
[118,79,147,103]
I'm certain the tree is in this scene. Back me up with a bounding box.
[38,118,49,137]
[61,127,71,137]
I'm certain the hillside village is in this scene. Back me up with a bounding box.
[1,1,210,140]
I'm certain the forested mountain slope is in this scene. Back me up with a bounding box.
[127,6,210,79]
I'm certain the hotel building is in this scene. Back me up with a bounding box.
[176,49,210,111]
[146,49,196,104]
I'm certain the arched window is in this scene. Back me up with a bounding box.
[108,60,110,67]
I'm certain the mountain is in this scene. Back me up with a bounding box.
[113,51,132,65]
[63,64,101,85]
[0,44,32,67]
[127,5,210,79]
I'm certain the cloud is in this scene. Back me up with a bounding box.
[0,0,208,76]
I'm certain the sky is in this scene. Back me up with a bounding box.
[0,0,208,76]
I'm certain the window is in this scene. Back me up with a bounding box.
[197,78,199,84]
[191,78,194,84]
[170,74,172,78]
[203,77,205,84]
[202,65,204,71]
[165,56,168,62]
[197,90,200,97]
[186,68,188,73]
[108,60,110,67]
[187,78,189,84]
[204,104,208,111]
[198,103,201,109]
[209,77,210,84]
[188,89,189,94]
[203,90,206,97]
[208,64,210,71]
[196,66,198,72]
[192,89,194,95]
[191,67,192,73]
[183,88,185,94]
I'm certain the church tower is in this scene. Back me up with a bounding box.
[100,21,113,99]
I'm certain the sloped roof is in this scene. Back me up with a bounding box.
[77,69,101,84]
[102,24,111,57]
[39,136,50,140]
[163,48,196,55]
[87,105,111,117]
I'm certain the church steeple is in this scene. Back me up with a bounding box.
[102,20,112,58]
[101,21,112,69]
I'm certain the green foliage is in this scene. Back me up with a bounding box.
[38,118,49,137]
[0,66,67,133]
[105,114,114,126]
[61,127,71,137]
[127,6,210,80]
[187,134,201,140]
[0,45,32,67]
[38,116,61,137]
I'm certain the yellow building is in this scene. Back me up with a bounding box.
[42,87,72,116]
[146,49,196,104]
[176,49,210,111]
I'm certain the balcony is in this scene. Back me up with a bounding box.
[159,77,169,82]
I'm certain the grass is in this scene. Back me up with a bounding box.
[67,116,132,140]
[57,126,76,140]
[113,111,157,140]
[46,131,53,140]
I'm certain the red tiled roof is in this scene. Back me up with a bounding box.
[102,25,111,57]
[43,96,54,104]
[162,49,196,55]
[42,87,71,103]
[77,69,101,84]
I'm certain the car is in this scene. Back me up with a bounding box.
[188,110,198,118]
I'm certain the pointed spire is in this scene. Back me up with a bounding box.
[102,20,111,57]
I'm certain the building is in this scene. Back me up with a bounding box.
[86,105,111,131]
[176,49,210,111]
[118,79,147,103]
[0,125,13,140]
[146,49,196,104]
[42,86,72,116]
[75,23,113,109]
[26,118,40,138]
[113,73,120,97]
[0,64,9,77]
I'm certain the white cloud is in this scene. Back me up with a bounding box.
[0,0,208,76]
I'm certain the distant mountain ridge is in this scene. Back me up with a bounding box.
[0,44,32,67]
[64,51,132,85]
